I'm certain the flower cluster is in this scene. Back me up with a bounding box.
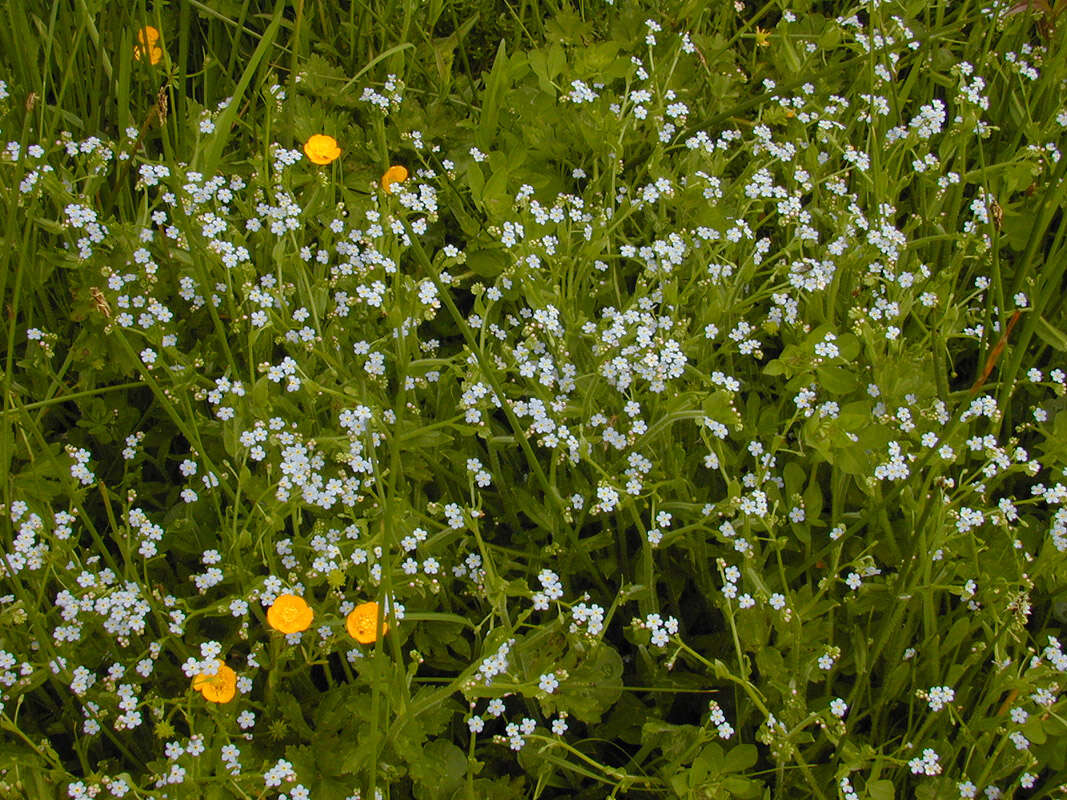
[1,2,1065,797]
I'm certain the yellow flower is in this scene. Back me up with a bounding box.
[754,26,771,47]
[346,601,387,644]
[304,134,341,165]
[134,26,164,65]
[381,165,408,193]
[192,660,237,704]
[266,593,314,634]
[136,25,161,45]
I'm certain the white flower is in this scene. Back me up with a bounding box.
[538,673,559,693]
[926,685,955,711]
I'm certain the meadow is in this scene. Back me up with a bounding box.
[2,0,1067,797]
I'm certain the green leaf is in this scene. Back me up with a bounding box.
[528,43,566,94]
[690,742,723,785]
[722,743,757,773]
[702,390,742,428]
[941,616,971,653]
[867,778,895,800]
[468,247,508,279]
[575,41,623,77]
[478,40,509,151]
[804,471,824,521]
[545,6,594,45]
[723,775,764,798]
[640,721,708,763]
[482,168,511,217]
[278,691,315,739]
[1035,315,1067,351]
[411,739,468,800]
[838,333,861,361]
[467,161,485,201]
[1023,717,1048,745]
[470,776,527,799]
[556,643,623,723]
[816,364,860,395]
[784,461,807,497]
[762,358,789,377]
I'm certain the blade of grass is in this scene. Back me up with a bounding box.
[477,39,508,152]
[199,0,287,172]
[338,42,417,91]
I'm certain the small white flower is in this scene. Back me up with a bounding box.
[538,673,559,693]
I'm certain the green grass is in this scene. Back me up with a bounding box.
[2,0,1067,798]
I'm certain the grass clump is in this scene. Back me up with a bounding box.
[2,0,1067,798]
